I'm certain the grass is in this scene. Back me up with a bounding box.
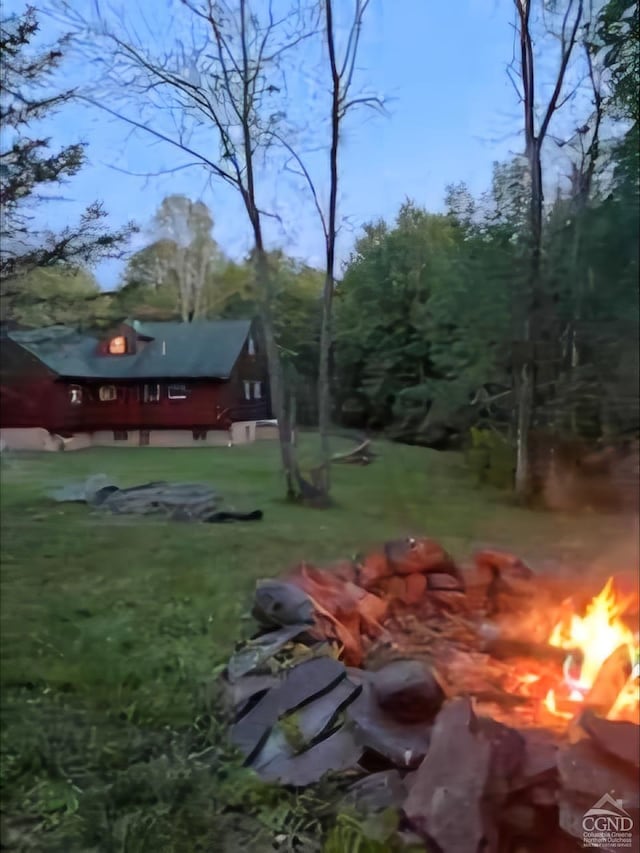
[0,437,634,851]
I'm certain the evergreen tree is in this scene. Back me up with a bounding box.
[0,7,134,293]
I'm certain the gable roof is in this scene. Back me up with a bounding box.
[7,319,253,380]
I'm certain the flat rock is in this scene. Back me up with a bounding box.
[475,716,525,799]
[404,698,493,853]
[293,677,361,745]
[251,723,363,786]
[346,681,432,768]
[579,709,640,769]
[509,729,559,791]
[252,580,315,628]
[558,792,639,852]
[345,770,407,813]
[230,657,347,759]
[369,659,445,724]
[226,624,313,681]
[222,674,281,714]
[557,739,640,805]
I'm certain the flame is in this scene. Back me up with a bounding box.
[544,578,639,722]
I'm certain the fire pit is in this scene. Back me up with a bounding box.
[221,537,639,852]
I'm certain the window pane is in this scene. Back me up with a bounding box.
[108,336,127,355]
[144,384,160,402]
[168,384,187,400]
[99,385,117,402]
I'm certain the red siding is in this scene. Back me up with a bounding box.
[63,380,269,431]
[0,320,272,434]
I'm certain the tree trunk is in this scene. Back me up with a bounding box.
[254,249,298,499]
[514,144,544,500]
[515,362,533,497]
[317,272,333,492]
[316,0,342,497]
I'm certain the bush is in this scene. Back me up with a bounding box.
[465,427,515,490]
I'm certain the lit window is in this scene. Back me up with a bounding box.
[168,384,188,400]
[69,385,82,405]
[99,385,117,402]
[143,384,161,403]
[253,381,262,400]
[247,336,256,356]
[108,335,127,355]
[243,380,251,400]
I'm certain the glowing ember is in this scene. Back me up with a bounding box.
[544,578,639,722]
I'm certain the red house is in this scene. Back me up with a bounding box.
[0,319,273,449]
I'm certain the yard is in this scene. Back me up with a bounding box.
[0,439,635,851]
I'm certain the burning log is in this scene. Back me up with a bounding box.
[578,644,633,718]
[576,708,640,769]
[478,623,582,667]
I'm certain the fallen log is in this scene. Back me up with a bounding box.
[331,439,375,465]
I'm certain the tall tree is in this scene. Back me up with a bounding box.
[278,0,379,493]
[62,0,316,498]
[510,0,584,497]
[148,195,221,322]
[316,0,378,490]
[0,7,133,299]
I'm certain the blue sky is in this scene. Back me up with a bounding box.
[9,0,527,289]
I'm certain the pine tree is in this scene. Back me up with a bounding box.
[0,7,134,286]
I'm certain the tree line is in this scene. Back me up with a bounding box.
[1,0,638,503]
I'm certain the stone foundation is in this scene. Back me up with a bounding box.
[0,423,276,451]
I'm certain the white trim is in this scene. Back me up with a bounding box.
[143,383,161,402]
[99,385,117,402]
[168,383,188,400]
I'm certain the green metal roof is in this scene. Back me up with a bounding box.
[7,320,253,380]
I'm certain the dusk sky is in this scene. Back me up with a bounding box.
[9,0,531,289]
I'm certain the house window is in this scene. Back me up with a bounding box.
[108,336,127,355]
[247,336,256,356]
[192,429,207,440]
[113,430,128,441]
[168,383,188,400]
[243,380,251,401]
[69,385,82,405]
[253,381,262,400]
[99,385,117,402]
[143,384,160,402]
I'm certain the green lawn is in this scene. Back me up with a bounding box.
[0,439,632,851]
